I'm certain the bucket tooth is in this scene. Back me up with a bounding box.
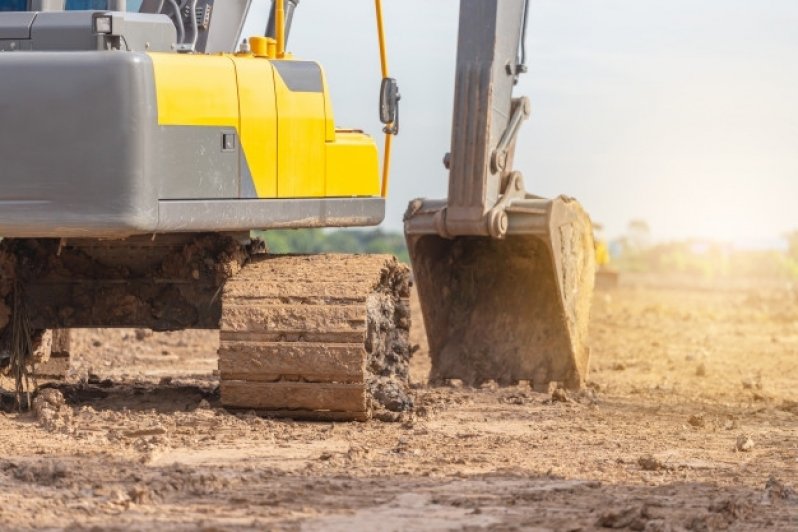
[407,196,595,389]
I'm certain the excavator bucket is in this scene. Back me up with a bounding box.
[406,196,595,390]
[402,0,597,391]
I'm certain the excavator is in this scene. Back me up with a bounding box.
[0,0,595,419]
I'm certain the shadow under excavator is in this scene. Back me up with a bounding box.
[1,378,219,415]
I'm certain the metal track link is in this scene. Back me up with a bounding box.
[218,254,411,421]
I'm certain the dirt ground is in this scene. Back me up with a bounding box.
[1,275,797,531]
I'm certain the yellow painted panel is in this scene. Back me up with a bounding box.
[149,53,238,127]
[232,57,278,198]
[148,54,379,201]
[273,64,326,198]
[326,132,381,197]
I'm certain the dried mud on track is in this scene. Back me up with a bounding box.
[1,276,797,530]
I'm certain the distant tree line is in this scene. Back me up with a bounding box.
[613,236,798,280]
[255,229,410,263]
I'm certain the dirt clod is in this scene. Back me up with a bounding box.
[638,454,668,471]
[687,414,706,428]
[32,388,72,432]
[597,505,649,529]
[735,434,755,452]
[764,476,795,502]
[551,388,569,403]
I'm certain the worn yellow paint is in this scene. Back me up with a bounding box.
[232,57,278,198]
[149,53,379,200]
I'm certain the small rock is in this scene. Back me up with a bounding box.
[480,380,498,391]
[123,426,167,439]
[128,485,151,505]
[695,363,706,377]
[34,388,65,410]
[688,414,706,428]
[638,454,667,471]
[197,399,211,410]
[551,388,569,403]
[596,505,648,529]
[134,329,152,341]
[736,434,755,452]
[32,389,72,433]
[764,475,795,502]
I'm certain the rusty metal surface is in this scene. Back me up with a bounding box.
[407,198,595,390]
[1,235,248,332]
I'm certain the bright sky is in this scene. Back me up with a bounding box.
[288,0,798,243]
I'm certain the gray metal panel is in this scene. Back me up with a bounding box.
[0,11,177,52]
[155,126,240,199]
[157,198,385,232]
[31,0,65,10]
[0,51,159,238]
[30,11,98,49]
[0,40,34,51]
[446,0,525,225]
[32,11,175,52]
[0,12,36,39]
[240,150,259,198]
[103,12,176,52]
[272,60,322,93]
[203,0,249,53]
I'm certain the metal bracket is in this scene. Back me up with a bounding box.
[486,171,527,238]
[491,96,531,174]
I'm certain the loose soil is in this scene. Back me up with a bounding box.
[1,274,797,530]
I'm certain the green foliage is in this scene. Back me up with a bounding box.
[254,228,409,263]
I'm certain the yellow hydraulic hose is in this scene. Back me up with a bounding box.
[375,0,392,198]
[276,0,286,58]
[375,0,389,78]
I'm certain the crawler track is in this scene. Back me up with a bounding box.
[218,254,412,421]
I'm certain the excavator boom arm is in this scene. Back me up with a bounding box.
[446,0,528,233]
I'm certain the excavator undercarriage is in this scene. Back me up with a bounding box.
[0,236,414,420]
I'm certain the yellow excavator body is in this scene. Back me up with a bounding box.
[149,51,381,199]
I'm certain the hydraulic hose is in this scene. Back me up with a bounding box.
[167,0,184,44]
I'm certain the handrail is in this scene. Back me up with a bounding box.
[276,0,286,58]
[375,0,393,198]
